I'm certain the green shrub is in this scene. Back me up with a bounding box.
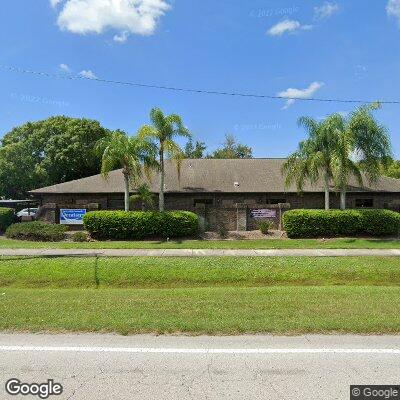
[0,208,15,232]
[358,209,400,236]
[5,221,67,241]
[283,209,400,238]
[71,231,89,242]
[259,221,272,235]
[83,211,199,240]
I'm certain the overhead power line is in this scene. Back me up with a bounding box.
[1,64,399,105]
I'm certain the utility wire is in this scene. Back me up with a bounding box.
[1,64,399,105]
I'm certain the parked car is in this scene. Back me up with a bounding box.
[16,208,38,220]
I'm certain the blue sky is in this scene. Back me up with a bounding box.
[1,0,400,157]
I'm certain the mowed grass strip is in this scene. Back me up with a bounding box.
[1,286,400,334]
[1,256,400,288]
[0,237,400,249]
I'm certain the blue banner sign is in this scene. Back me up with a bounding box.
[60,209,86,225]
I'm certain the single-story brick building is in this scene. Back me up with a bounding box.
[30,159,400,231]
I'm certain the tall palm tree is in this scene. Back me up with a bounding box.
[97,130,157,211]
[138,108,191,212]
[348,104,392,186]
[329,106,391,210]
[283,117,337,210]
[324,113,362,210]
[285,106,392,211]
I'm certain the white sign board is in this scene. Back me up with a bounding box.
[250,209,277,219]
[60,209,86,225]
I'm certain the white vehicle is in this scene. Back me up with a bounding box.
[16,208,38,219]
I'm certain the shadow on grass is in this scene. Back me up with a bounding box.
[340,237,400,244]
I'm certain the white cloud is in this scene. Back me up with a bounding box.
[79,70,98,79]
[277,82,324,109]
[113,30,129,43]
[53,0,170,40]
[50,0,62,7]
[59,63,71,72]
[314,2,339,20]
[267,19,313,36]
[387,0,400,24]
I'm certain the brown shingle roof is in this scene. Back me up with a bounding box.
[30,158,400,194]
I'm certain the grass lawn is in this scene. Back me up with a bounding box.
[1,256,400,288]
[1,255,400,334]
[1,286,400,334]
[0,236,400,249]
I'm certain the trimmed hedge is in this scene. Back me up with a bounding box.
[0,208,15,232]
[5,221,67,241]
[83,210,199,240]
[283,209,400,238]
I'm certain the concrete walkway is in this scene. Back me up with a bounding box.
[1,248,400,257]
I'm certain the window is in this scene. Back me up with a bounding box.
[109,199,125,210]
[268,198,286,205]
[355,198,373,208]
[193,199,213,207]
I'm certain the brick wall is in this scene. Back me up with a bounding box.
[35,191,400,229]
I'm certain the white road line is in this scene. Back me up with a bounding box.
[0,346,399,355]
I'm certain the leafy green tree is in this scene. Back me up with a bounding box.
[209,134,253,159]
[138,108,191,212]
[0,116,111,198]
[184,138,206,158]
[381,159,400,179]
[283,117,337,210]
[98,131,157,211]
[129,184,155,210]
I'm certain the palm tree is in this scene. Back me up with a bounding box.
[348,104,392,186]
[129,184,155,210]
[329,106,391,210]
[283,117,337,210]
[320,113,362,210]
[285,106,392,211]
[97,130,157,211]
[138,108,191,212]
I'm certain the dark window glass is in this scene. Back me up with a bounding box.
[355,198,373,208]
[269,198,286,205]
[109,199,125,210]
[194,199,214,207]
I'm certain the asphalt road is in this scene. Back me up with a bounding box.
[0,334,399,399]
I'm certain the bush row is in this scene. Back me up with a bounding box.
[283,209,400,238]
[0,208,15,232]
[5,221,68,241]
[83,210,199,240]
